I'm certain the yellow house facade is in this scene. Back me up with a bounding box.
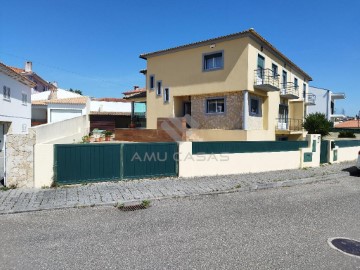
[140,29,313,141]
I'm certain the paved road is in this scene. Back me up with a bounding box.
[1,172,360,269]
[0,161,357,214]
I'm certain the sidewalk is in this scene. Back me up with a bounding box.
[0,161,355,214]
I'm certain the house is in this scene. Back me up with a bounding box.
[122,86,147,128]
[31,88,89,125]
[139,28,312,141]
[335,120,360,129]
[0,61,35,180]
[307,86,346,122]
[90,97,131,131]
[8,61,56,94]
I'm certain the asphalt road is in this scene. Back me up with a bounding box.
[1,174,360,269]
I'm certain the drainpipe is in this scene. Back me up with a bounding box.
[326,90,330,121]
[131,101,135,122]
[243,90,248,130]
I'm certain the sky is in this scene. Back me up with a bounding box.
[1,0,359,115]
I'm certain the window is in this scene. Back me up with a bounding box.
[163,88,169,103]
[272,63,278,78]
[22,93,27,105]
[156,80,162,96]
[282,71,287,89]
[149,75,155,90]
[257,54,265,78]
[203,51,223,71]
[294,78,298,89]
[249,96,262,116]
[3,86,10,100]
[303,83,306,99]
[206,98,225,114]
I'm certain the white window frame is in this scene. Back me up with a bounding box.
[22,93,28,105]
[3,86,10,101]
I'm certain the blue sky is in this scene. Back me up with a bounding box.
[1,0,359,115]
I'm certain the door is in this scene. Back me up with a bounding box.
[183,102,192,128]
[257,54,265,83]
[50,109,82,123]
[278,104,288,130]
[320,140,329,164]
[0,124,4,180]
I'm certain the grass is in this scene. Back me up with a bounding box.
[141,200,151,208]
[234,184,241,189]
[0,184,17,191]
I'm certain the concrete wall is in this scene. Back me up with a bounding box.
[90,100,131,113]
[337,146,360,163]
[307,87,329,118]
[178,142,302,177]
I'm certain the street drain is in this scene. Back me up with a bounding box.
[116,200,151,211]
[328,237,360,258]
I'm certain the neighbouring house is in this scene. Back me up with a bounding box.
[122,86,147,128]
[335,120,360,129]
[0,61,35,180]
[8,61,56,94]
[90,97,131,131]
[139,28,313,141]
[307,86,346,122]
[31,88,90,125]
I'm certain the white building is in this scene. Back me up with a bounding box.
[0,62,35,180]
[32,88,90,125]
[307,86,346,121]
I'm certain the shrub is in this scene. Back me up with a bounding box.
[338,131,356,138]
[303,113,333,137]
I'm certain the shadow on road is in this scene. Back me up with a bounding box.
[342,166,360,177]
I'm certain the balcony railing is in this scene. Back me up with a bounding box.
[280,82,299,99]
[275,118,303,131]
[254,69,280,92]
[305,93,316,105]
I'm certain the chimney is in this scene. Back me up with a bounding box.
[134,85,139,90]
[25,61,32,72]
[48,88,58,100]
[51,81,58,88]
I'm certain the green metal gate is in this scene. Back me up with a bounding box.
[55,144,121,185]
[122,142,178,179]
[54,142,178,185]
[320,140,329,164]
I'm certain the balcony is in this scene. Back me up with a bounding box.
[280,82,299,99]
[275,118,303,134]
[305,93,316,105]
[254,69,280,92]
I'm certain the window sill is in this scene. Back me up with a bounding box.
[249,113,262,117]
[206,112,225,115]
[203,67,223,72]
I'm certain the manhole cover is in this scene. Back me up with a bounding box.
[328,237,360,258]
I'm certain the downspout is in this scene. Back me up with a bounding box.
[326,90,330,121]
[243,90,248,130]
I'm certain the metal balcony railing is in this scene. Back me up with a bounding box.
[280,82,299,99]
[305,93,316,105]
[254,69,280,91]
[275,118,303,131]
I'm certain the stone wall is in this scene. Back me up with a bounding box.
[191,92,243,129]
[5,129,36,188]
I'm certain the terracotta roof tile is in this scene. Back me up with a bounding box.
[91,98,130,102]
[8,66,25,74]
[335,120,360,128]
[122,88,146,95]
[32,96,88,105]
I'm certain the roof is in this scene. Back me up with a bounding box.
[0,62,36,87]
[335,120,360,128]
[32,88,82,101]
[91,98,130,102]
[8,65,56,89]
[123,89,146,100]
[32,96,88,105]
[90,111,131,116]
[140,28,312,81]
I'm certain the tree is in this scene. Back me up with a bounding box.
[69,88,82,95]
[303,113,333,138]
